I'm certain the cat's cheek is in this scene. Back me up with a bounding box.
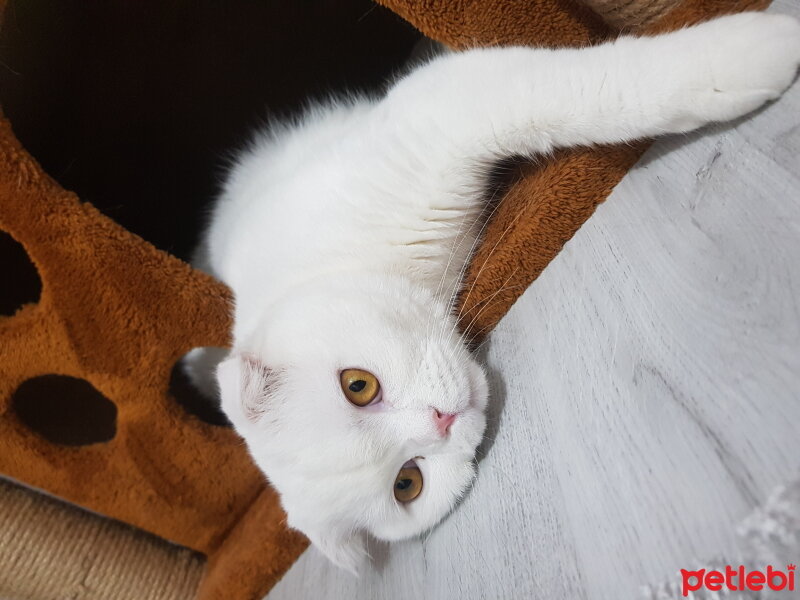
[467,360,489,411]
[358,399,387,413]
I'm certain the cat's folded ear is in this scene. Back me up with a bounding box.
[216,353,275,430]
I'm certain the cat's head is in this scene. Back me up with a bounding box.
[217,274,488,573]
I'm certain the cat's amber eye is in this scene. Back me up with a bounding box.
[340,369,381,407]
[393,462,423,503]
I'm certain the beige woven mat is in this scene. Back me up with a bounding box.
[0,478,204,600]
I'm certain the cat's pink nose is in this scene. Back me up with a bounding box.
[433,409,457,437]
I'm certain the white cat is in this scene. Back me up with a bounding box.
[184,12,800,573]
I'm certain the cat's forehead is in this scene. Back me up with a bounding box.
[276,297,465,366]
[342,333,470,387]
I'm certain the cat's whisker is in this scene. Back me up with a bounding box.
[426,201,475,339]
[448,276,523,369]
[469,331,496,355]
[445,180,506,307]
[444,206,525,351]
[460,268,520,347]
[460,281,526,324]
[434,182,508,347]
[455,207,524,328]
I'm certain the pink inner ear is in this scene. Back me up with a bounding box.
[218,353,273,425]
[241,352,268,374]
[241,354,273,423]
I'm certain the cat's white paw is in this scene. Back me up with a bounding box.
[688,12,800,122]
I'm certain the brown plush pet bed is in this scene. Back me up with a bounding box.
[0,0,769,598]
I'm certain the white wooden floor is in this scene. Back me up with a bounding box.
[268,3,800,598]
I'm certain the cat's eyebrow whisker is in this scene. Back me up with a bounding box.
[448,276,524,368]
[442,193,515,349]
[469,332,495,355]
[425,197,475,339]
[459,267,520,348]
[447,177,506,300]
[444,202,523,350]
[460,280,525,325]
[468,311,515,353]
[433,179,507,346]
[454,204,524,332]
[425,197,475,334]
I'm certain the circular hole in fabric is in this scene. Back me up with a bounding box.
[0,230,42,316]
[12,375,117,446]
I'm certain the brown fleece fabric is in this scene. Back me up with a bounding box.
[0,110,307,596]
[0,0,771,599]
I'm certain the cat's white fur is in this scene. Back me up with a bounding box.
[184,13,800,573]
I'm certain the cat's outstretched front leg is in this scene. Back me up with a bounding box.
[382,12,800,165]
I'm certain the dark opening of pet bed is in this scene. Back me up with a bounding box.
[0,0,420,261]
